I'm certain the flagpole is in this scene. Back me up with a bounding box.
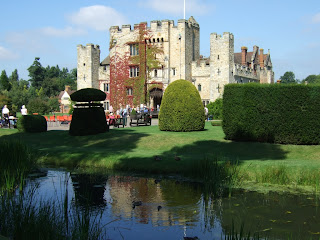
[184,0,186,19]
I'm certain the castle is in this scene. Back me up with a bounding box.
[77,17,274,111]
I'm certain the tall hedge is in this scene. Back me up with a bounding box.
[159,79,205,132]
[222,84,320,144]
[17,115,47,133]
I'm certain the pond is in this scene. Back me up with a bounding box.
[20,169,320,239]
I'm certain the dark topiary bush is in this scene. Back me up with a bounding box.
[69,88,108,136]
[70,88,106,102]
[159,79,205,132]
[17,115,47,133]
[69,107,108,136]
[223,83,320,144]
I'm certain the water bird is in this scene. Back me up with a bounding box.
[154,179,161,184]
[132,201,142,209]
[157,206,162,211]
[154,156,162,161]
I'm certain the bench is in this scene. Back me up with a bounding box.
[130,113,152,126]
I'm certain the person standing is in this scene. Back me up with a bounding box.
[2,105,10,127]
[21,105,28,115]
[2,105,9,118]
[204,106,208,121]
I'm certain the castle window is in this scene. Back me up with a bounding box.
[130,44,139,56]
[153,38,155,43]
[83,63,86,66]
[104,83,109,92]
[127,88,133,96]
[103,66,107,71]
[198,84,202,92]
[172,68,176,76]
[130,66,139,78]
[154,69,158,77]
[217,55,220,60]
[217,69,221,75]
[157,38,160,42]
[161,38,164,42]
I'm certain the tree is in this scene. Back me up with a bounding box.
[0,70,11,91]
[301,74,320,84]
[28,57,45,89]
[207,98,223,120]
[280,71,297,84]
[47,98,60,113]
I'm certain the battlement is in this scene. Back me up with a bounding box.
[110,17,199,34]
[77,44,100,50]
[192,59,210,68]
[211,32,234,40]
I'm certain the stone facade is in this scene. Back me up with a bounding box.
[77,17,274,111]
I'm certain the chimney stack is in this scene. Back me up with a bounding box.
[259,48,264,68]
[241,46,247,66]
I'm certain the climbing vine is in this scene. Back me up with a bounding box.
[110,23,163,109]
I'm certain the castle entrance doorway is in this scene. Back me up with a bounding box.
[149,88,163,110]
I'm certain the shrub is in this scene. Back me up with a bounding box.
[207,98,223,120]
[69,88,108,136]
[17,115,47,133]
[159,79,205,132]
[69,106,108,136]
[27,98,48,115]
[222,84,320,144]
[70,88,106,102]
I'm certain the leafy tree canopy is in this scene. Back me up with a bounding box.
[0,70,11,91]
[280,71,297,84]
[301,74,320,84]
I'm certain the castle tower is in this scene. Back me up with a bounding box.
[77,44,101,90]
[210,32,234,101]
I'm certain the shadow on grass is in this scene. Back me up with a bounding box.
[0,128,150,168]
[112,139,288,174]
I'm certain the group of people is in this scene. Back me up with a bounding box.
[106,104,153,127]
[0,105,28,128]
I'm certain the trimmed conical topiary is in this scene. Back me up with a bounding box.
[159,79,205,132]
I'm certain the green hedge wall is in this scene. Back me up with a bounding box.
[69,107,108,136]
[17,115,47,133]
[159,79,205,132]
[222,84,320,145]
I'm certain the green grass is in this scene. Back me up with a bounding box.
[1,122,320,193]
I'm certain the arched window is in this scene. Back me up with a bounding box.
[198,84,201,91]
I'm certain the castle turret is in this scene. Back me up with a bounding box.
[77,44,101,90]
[210,32,234,101]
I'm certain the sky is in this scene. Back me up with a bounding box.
[0,0,319,81]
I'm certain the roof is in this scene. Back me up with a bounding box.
[58,89,75,99]
[234,52,268,65]
[101,55,110,66]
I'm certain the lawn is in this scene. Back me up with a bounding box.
[1,122,320,192]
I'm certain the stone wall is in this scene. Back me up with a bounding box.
[77,44,100,90]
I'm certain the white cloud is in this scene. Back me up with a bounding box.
[0,46,19,60]
[41,26,87,37]
[140,0,213,16]
[68,5,128,31]
[311,13,320,23]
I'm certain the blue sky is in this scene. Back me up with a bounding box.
[0,0,319,81]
